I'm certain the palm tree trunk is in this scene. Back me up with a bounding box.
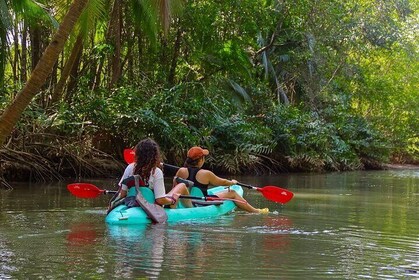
[66,43,83,97]
[168,24,182,86]
[0,0,89,145]
[0,22,6,88]
[13,24,19,82]
[21,22,28,83]
[30,24,41,72]
[109,0,122,88]
[50,34,83,106]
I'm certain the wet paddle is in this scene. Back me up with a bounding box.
[67,183,242,203]
[237,183,294,204]
[67,183,116,198]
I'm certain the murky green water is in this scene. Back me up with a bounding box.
[1,170,418,279]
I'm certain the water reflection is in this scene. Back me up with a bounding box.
[1,170,418,279]
[107,221,214,279]
[103,215,295,279]
[66,223,99,246]
[0,233,16,279]
[107,224,166,279]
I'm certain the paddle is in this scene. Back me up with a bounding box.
[123,148,294,204]
[67,183,116,198]
[237,182,294,204]
[179,195,246,204]
[123,148,135,164]
[67,183,243,203]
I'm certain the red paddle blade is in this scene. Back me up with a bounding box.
[258,186,294,204]
[123,149,135,164]
[67,183,103,199]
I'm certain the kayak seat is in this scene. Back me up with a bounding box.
[139,187,155,203]
[190,187,204,197]
[189,187,223,207]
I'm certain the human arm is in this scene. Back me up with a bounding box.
[206,171,237,187]
[173,167,188,188]
[118,163,135,198]
[151,168,179,206]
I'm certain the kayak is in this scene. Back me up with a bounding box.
[105,184,243,225]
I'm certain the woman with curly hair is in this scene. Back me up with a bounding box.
[117,138,192,208]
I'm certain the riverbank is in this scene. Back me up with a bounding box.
[384,164,419,170]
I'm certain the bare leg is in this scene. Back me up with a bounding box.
[217,190,268,213]
[168,183,193,208]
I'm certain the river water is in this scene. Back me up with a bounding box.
[0,169,418,279]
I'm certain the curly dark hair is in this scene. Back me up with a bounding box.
[133,138,161,180]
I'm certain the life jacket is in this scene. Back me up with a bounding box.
[121,175,148,197]
[107,175,168,223]
[107,175,148,212]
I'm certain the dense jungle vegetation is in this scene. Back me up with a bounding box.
[0,0,418,184]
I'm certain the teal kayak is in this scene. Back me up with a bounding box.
[105,184,243,225]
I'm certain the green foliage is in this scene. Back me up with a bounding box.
[1,0,418,179]
[208,114,276,173]
[265,99,389,171]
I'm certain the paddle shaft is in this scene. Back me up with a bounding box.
[73,188,234,201]
[68,183,236,202]
[76,190,241,203]
[104,190,117,195]
[179,195,246,204]
[237,182,261,190]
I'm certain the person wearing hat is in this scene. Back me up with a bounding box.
[174,146,269,213]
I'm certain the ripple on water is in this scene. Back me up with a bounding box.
[333,226,419,278]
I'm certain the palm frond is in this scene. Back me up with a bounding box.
[13,0,58,27]
[228,79,251,104]
[77,0,107,38]
[212,143,279,175]
[131,0,159,42]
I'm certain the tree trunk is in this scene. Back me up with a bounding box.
[0,21,6,88]
[168,24,182,86]
[30,25,41,72]
[0,0,89,145]
[109,0,122,88]
[50,34,83,105]
[21,23,28,83]
[92,0,120,91]
[13,23,19,83]
[66,42,83,97]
